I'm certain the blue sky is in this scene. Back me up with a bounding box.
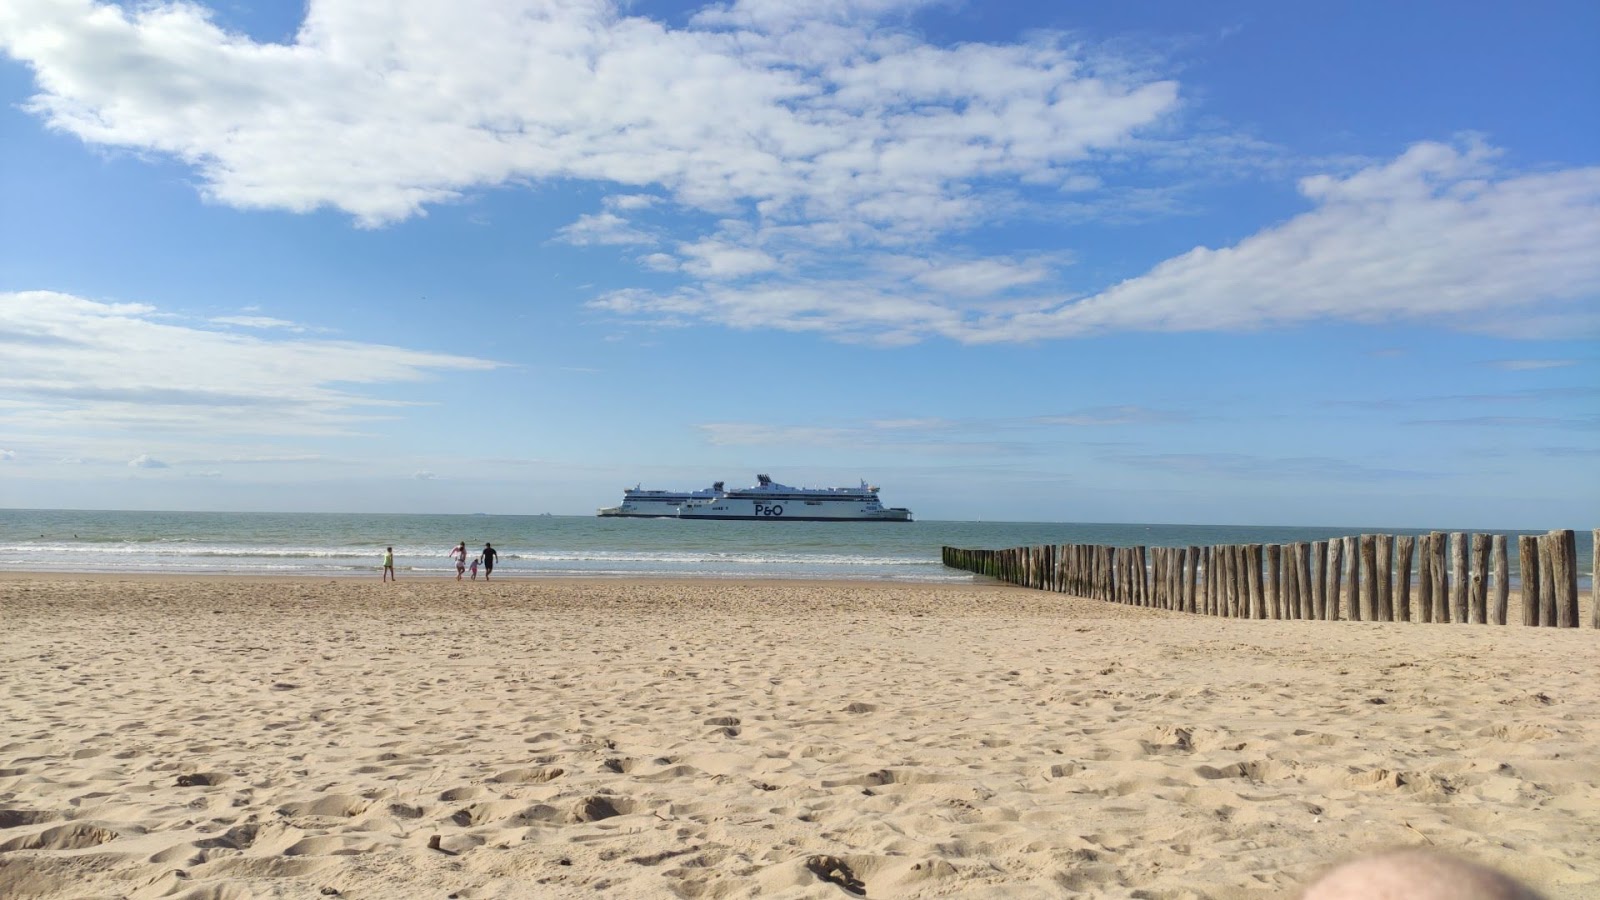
[1,0,1596,526]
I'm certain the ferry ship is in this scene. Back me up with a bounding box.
[597,474,912,521]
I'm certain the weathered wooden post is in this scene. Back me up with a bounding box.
[1290,542,1310,622]
[1245,544,1263,619]
[1375,534,1394,621]
[1518,535,1541,625]
[1282,545,1299,618]
[1470,533,1491,624]
[1309,541,1327,620]
[1266,544,1283,619]
[1593,529,1599,629]
[1490,535,1508,625]
[1414,531,1440,614]
[1552,529,1578,628]
[1327,538,1345,620]
[1358,535,1377,621]
[1538,535,1557,626]
[1450,532,1469,624]
[1184,546,1198,613]
[1219,546,1234,617]
[1429,531,1449,622]
[1344,536,1360,620]
[1395,535,1415,623]
[1234,545,1250,617]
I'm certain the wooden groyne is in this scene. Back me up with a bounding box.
[942,529,1596,627]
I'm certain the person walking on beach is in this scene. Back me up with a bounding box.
[382,546,396,582]
[481,543,499,580]
[469,555,480,580]
[449,541,467,580]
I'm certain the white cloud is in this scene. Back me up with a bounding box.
[1489,359,1577,371]
[606,194,659,211]
[210,315,315,332]
[556,212,657,247]
[128,454,169,468]
[678,239,781,279]
[990,140,1600,341]
[910,258,1054,297]
[0,291,503,439]
[0,0,1177,230]
[593,140,1600,343]
[0,449,14,461]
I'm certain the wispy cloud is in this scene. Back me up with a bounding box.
[698,405,1192,450]
[210,315,321,332]
[1487,359,1578,371]
[0,291,503,441]
[128,454,169,468]
[1113,452,1432,482]
[594,140,1600,343]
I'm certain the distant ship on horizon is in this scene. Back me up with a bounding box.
[597,474,913,522]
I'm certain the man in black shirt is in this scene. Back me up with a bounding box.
[481,543,499,579]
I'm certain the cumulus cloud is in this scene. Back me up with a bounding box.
[0,291,502,438]
[0,449,15,461]
[128,454,169,468]
[0,0,1177,230]
[5,5,1591,347]
[556,212,657,247]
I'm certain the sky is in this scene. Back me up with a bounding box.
[0,0,1596,526]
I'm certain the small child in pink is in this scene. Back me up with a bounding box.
[469,556,480,580]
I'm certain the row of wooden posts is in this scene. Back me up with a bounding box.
[941,529,1595,627]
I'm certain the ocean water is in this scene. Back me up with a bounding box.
[0,509,1591,585]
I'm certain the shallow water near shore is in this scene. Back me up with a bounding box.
[0,508,1591,584]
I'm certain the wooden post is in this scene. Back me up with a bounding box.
[1450,533,1469,624]
[1375,534,1394,621]
[1291,543,1311,622]
[1283,545,1300,618]
[1359,535,1377,621]
[1416,535,1433,623]
[1246,544,1264,619]
[1395,535,1415,623]
[1184,546,1198,613]
[1267,544,1283,619]
[1234,545,1250,617]
[1311,541,1328,620]
[1326,538,1344,620]
[1344,536,1360,621]
[1538,535,1557,626]
[1429,531,1449,623]
[1490,535,1508,625]
[1518,535,1540,625]
[1220,545,1234,617]
[1593,529,1599,630]
[1552,529,1578,628]
[1470,534,1491,624]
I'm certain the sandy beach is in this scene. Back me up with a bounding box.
[2,574,1596,899]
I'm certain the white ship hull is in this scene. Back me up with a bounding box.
[598,475,912,522]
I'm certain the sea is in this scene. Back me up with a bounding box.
[0,509,1591,587]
